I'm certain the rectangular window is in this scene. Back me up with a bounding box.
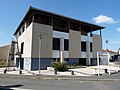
[34,13,52,25]
[19,31,21,36]
[90,42,92,52]
[53,17,69,33]
[70,21,79,31]
[26,15,33,28]
[22,26,25,33]
[64,39,69,51]
[52,38,60,50]
[81,41,86,52]
[21,42,24,54]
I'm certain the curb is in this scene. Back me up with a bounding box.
[37,78,120,81]
[0,74,120,81]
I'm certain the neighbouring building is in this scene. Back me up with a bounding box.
[13,6,105,71]
[0,45,9,60]
[117,48,120,55]
[0,44,15,60]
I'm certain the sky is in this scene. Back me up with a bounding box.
[0,0,120,52]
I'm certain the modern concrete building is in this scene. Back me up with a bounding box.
[13,6,105,71]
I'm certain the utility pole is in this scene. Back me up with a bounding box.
[97,52,100,76]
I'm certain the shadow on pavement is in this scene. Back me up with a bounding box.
[0,84,23,90]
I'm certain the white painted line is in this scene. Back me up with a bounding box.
[10,88,32,90]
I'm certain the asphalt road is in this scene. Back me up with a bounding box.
[0,76,120,90]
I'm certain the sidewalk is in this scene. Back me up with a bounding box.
[0,71,120,81]
[0,66,120,81]
[0,65,120,76]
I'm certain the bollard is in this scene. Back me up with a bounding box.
[54,70,57,75]
[19,70,22,74]
[4,69,7,74]
[71,71,74,75]
[105,69,107,73]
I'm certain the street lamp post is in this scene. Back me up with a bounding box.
[97,52,100,76]
[107,52,111,75]
[38,34,42,75]
[106,40,108,50]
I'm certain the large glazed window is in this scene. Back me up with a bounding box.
[34,13,52,25]
[22,26,25,33]
[52,38,60,50]
[64,39,69,51]
[70,21,79,31]
[26,15,33,28]
[21,42,24,54]
[53,17,69,33]
[81,41,86,52]
[90,42,92,52]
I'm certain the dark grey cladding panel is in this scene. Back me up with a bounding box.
[66,58,79,65]
[31,58,51,70]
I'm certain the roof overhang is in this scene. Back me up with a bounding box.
[14,6,105,35]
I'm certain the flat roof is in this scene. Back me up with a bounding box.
[14,6,105,35]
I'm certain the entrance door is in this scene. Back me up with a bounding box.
[16,58,24,69]
[20,58,24,70]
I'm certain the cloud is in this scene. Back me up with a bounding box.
[116,28,120,32]
[92,15,118,24]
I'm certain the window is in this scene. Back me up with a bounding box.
[90,42,92,52]
[26,15,33,28]
[81,41,86,52]
[64,39,69,51]
[70,21,79,31]
[52,38,60,50]
[21,42,24,54]
[22,26,25,33]
[65,58,69,62]
[19,31,21,36]
[34,13,52,25]
[53,18,69,33]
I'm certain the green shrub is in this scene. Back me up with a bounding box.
[0,59,5,65]
[51,61,68,72]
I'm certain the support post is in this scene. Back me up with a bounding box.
[60,38,64,63]
[90,28,93,37]
[86,41,90,66]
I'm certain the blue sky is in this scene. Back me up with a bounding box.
[0,0,119,52]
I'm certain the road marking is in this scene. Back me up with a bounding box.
[10,88,33,90]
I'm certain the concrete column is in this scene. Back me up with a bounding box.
[60,37,64,63]
[86,41,90,66]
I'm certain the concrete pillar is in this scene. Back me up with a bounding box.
[86,41,90,66]
[60,38,64,63]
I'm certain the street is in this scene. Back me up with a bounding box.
[0,76,120,90]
